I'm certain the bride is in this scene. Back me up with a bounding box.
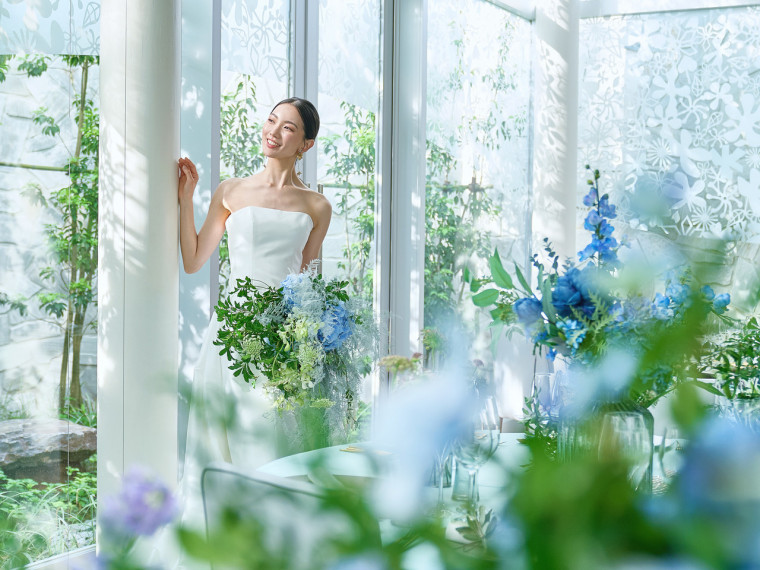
[176,97,331,531]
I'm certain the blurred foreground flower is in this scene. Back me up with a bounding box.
[97,467,177,569]
[100,467,176,539]
[674,417,760,567]
[371,371,474,522]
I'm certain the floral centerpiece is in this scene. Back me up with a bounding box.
[471,166,731,409]
[213,267,375,448]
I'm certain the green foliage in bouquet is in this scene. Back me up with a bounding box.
[213,270,374,434]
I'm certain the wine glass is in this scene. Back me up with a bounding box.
[452,425,499,506]
[599,412,652,491]
[657,426,684,488]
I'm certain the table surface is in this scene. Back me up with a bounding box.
[257,432,529,489]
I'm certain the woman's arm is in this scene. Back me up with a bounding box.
[178,157,230,274]
[301,194,332,270]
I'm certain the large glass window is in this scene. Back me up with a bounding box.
[578,7,760,265]
[0,4,100,564]
[316,0,383,426]
[316,0,382,304]
[425,0,532,346]
[217,0,291,287]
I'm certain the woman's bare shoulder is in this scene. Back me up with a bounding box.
[222,174,268,210]
[290,186,331,211]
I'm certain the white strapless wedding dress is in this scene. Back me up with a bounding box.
[179,205,314,533]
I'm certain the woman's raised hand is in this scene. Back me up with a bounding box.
[178,157,199,203]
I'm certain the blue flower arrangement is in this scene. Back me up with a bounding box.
[214,268,375,424]
[472,166,731,406]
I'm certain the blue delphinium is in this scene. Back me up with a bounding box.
[557,319,587,354]
[713,293,730,314]
[578,170,620,267]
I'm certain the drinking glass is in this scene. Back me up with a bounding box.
[598,412,652,491]
[531,372,558,421]
[452,428,499,506]
[432,441,452,509]
[480,395,501,431]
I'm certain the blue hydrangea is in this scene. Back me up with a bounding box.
[281,273,308,307]
[666,281,691,306]
[532,330,550,345]
[319,301,353,351]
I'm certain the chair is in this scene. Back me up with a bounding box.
[200,463,378,569]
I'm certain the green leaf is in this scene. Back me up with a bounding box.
[691,379,724,397]
[539,278,556,321]
[472,289,499,307]
[514,261,532,294]
[488,249,513,289]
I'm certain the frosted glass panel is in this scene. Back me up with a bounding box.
[579,7,760,244]
[0,1,99,54]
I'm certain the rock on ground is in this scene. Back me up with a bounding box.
[0,419,96,482]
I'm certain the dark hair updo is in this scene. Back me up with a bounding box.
[271,97,320,141]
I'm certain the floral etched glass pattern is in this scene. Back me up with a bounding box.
[0,0,100,54]
[217,0,291,287]
[425,0,532,328]
[578,7,760,244]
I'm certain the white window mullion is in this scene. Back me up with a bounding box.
[373,0,428,409]
[291,0,319,188]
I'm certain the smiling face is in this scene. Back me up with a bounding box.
[262,103,307,159]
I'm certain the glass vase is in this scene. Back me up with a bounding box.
[558,398,654,493]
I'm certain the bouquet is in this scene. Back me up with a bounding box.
[213,267,375,440]
[471,166,731,407]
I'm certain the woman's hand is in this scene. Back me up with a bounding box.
[178,157,199,203]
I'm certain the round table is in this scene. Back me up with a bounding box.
[257,432,528,499]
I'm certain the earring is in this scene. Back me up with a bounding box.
[296,151,303,177]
